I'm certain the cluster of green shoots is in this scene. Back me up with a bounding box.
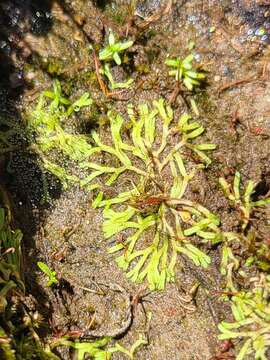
[28,80,92,189]
[216,173,270,359]
[98,31,134,90]
[37,262,58,287]
[218,274,270,360]
[217,172,270,291]
[82,97,218,290]
[165,54,205,91]
[219,171,270,230]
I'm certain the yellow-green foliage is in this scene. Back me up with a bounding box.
[99,32,133,65]
[53,337,112,360]
[218,275,270,360]
[53,333,147,360]
[28,80,93,188]
[165,54,205,90]
[82,98,218,290]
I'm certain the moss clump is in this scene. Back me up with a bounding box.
[27,80,93,189]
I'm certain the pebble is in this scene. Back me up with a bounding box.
[25,71,36,81]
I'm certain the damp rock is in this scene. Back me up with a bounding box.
[136,0,161,18]
[30,10,53,35]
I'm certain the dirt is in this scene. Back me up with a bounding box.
[1,0,270,359]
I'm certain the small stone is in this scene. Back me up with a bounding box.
[214,75,221,82]
[25,71,36,80]
[239,36,246,44]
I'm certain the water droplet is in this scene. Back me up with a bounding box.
[247,28,254,35]
[255,28,266,36]
[0,40,7,48]
[187,15,198,24]
[239,36,246,44]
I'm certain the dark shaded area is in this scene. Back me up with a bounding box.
[251,170,270,200]
[241,4,270,27]
[94,0,112,10]
[0,1,53,94]
[0,0,65,353]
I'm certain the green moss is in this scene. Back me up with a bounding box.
[39,57,66,76]
[27,80,93,188]
[135,64,150,74]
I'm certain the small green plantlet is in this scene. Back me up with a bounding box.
[37,262,58,287]
[99,31,133,65]
[219,172,270,230]
[42,79,92,117]
[52,337,112,360]
[100,64,134,90]
[82,98,218,290]
[218,274,270,360]
[43,79,71,111]
[165,54,205,90]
